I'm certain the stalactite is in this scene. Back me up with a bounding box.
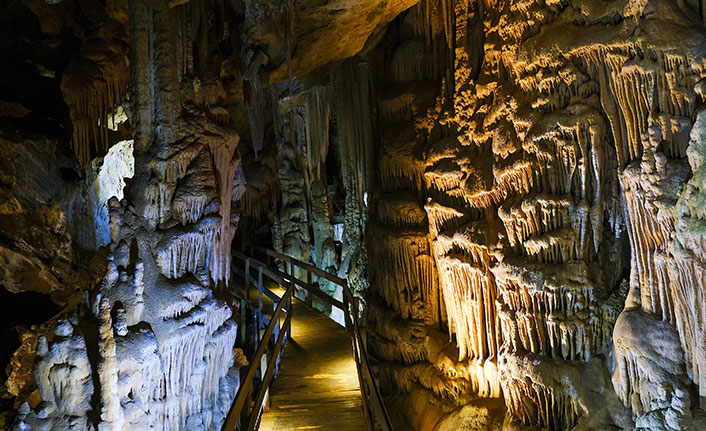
[493,259,614,364]
[333,59,374,211]
[501,376,582,431]
[64,73,130,167]
[12,2,244,430]
[378,362,471,400]
[156,216,219,279]
[368,229,440,325]
[408,0,454,55]
[590,50,696,170]
[157,283,210,321]
[437,256,497,361]
[669,251,706,404]
[208,135,240,286]
[620,156,686,321]
[174,1,196,78]
[305,85,331,181]
[424,201,465,236]
[332,59,376,294]
[172,195,211,225]
[457,159,533,209]
[377,194,428,227]
[424,162,465,193]
[348,0,706,427]
[389,40,442,83]
[377,359,499,400]
[498,194,572,250]
[151,146,202,225]
[379,92,417,126]
[152,296,235,431]
[240,180,279,221]
[378,154,425,192]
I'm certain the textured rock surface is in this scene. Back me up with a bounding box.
[5,0,706,430]
[3,0,242,429]
[248,0,706,430]
[242,0,419,83]
[361,1,706,429]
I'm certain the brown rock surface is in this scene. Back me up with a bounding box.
[243,0,419,83]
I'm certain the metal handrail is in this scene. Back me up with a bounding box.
[222,248,393,431]
[248,298,293,430]
[222,254,294,431]
[261,248,393,431]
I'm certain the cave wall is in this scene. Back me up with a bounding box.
[3,0,245,429]
[359,0,706,429]
[252,0,706,429]
[5,0,706,430]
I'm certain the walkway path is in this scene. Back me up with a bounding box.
[258,292,366,431]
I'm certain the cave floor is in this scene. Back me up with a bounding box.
[257,287,366,430]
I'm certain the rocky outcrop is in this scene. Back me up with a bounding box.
[242,0,419,83]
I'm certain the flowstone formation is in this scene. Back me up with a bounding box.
[355,0,706,429]
[245,0,706,429]
[7,1,243,430]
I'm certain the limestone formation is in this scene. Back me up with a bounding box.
[4,0,706,430]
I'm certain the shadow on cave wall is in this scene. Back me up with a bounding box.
[0,288,60,387]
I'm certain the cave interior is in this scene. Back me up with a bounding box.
[2,0,706,430]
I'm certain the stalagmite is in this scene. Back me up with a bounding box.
[613,309,692,430]
[97,298,124,430]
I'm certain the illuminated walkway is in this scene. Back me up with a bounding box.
[258,294,366,430]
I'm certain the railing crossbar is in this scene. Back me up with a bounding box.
[224,249,393,431]
[222,279,294,431]
[247,297,293,430]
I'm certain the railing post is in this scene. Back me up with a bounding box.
[306,271,313,306]
[257,266,265,310]
[342,294,352,333]
[253,311,259,354]
[222,276,294,431]
[289,261,297,300]
[345,293,373,430]
[353,297,360,324]
[258,266,263,340]
[258,266,263,297]
[244,258,250,301]
[241,258,250,348]
[239,384,252,429]
[287,278,293,342]
[226,249,393,431]
[239,296,246,345]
